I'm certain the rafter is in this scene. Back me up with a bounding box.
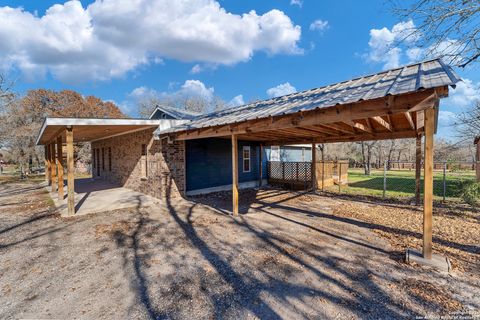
[404,112,415,130]
[371,116,393,132]
[321,123,355,135]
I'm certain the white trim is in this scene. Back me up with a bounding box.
[186,179,268,196]
[243,145,251,173]
[36,117,189,145]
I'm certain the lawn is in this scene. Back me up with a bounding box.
[334,168,476,200]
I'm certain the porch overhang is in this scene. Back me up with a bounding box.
[36,118,173,145]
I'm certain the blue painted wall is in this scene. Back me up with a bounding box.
[186,138,268,191]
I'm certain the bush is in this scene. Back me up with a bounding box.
[461,182,480,207]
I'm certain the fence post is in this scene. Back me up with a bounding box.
[383,161,387,199]
[338,161,342,193]
[443,161,447,202]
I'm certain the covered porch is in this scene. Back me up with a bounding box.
[36,117,173,216]
[162,59,460,270]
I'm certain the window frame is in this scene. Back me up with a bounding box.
[242,146,251,173]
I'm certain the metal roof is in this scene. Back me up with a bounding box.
[158,58,460,135]
[149,104,201,120]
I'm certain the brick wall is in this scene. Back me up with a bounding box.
[91,128,185,199]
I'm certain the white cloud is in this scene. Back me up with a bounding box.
[228,95,245,107]
[266,82,297,98]
[365,20,418,69]
[443,79,480,108]
[0,0,302,83]
[309,19,329,33]
[190,64,202,74]
[179,80,214,101]
[290,0,303,8]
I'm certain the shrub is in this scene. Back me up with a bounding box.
[461,182,480,207]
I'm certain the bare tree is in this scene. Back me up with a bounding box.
[360,141,376,175]
[137,93,226,119]
[455,101,480,142]
[393,0,480,67]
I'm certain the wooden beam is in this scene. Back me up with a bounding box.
[263,129,418,146]
[50,143,57,193]
[66,126,75,216]
[405,112,415,130]
[408,91,438,112]
[45,145,51,185]
[312,142,317,193]
[232,134,239,216]
[305,125,338,136]
[172,89,437,141]
[371,116,393,132]
[415,135,422,205]
[57,135,64,201]
[321,123,355,135]
[423,107,435,259]
[345,120,373,134]
[416,110,425,131]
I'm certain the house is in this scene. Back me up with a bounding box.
[149,104,200,120]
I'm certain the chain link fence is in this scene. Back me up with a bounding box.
[267,160,478,204]
[322,161,477,203]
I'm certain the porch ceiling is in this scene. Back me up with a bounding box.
[36,118,162,145]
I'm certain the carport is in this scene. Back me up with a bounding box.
[35,118,173,215]
[161,58,460,266]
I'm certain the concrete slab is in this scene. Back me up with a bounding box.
[47,178,160,216]
[405,248,451,273]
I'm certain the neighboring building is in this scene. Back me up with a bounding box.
[149,105,200,120]
[267,145,313,162]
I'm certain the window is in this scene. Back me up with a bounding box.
[243,146,251,173]
[271,146,280,161]
[102,148,105,171]
[108,147,112,171]
[141,144,147,178]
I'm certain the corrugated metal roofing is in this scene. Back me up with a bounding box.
[159,58,460,135]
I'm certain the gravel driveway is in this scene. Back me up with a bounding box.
[1,180,478,319]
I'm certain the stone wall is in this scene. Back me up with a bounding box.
[91,128,185,199]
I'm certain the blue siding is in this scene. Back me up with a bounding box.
[186,138,267,191]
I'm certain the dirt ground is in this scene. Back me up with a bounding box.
[0,179,479,319]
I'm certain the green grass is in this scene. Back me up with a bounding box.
[333,168,476,200]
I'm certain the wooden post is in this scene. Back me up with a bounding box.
[311,143,317,193]
[45,145,50,184]
[57,135,64,201]
[66,126,75,216]
[232,135,239,216]
[423,107,435,259]
[50,143,57,193]
[259,144,263,187]
[475,137,480,182]
[415,135,422,205]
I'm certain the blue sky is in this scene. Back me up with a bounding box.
[2,0,479,140]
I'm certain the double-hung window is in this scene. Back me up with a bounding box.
[243,146,251,173]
